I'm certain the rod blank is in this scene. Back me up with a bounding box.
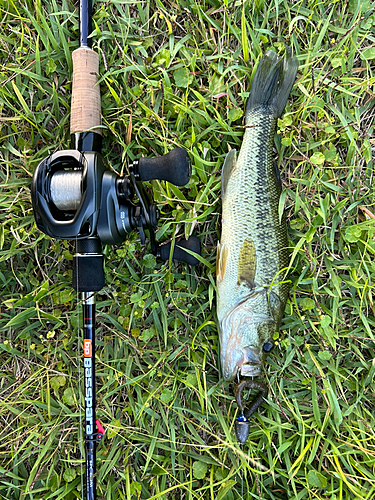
[79,0,92,47]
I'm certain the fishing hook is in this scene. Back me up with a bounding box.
[234,379,268,444]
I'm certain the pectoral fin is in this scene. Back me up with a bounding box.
[237,238,256,288]
[268,290,283,322]
[216,241,228,283]
[221,149,237,199]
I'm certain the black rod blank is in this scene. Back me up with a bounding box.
[82,296,97,500]
[79,0,92,47]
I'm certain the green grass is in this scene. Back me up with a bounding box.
[1,0,375,498]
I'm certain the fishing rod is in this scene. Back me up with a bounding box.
[31,1,200,498]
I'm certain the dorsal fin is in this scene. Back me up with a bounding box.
[221,149,237,199]
[237,238,256,288]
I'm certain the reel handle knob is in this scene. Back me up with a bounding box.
[135,148,191,186]
[158,236,201,266]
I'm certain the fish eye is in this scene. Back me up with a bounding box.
[263,340,274,353]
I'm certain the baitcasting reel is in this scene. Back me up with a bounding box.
[31,147,200,292]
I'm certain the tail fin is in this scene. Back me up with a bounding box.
[246,48,298,121]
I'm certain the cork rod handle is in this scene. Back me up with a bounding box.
[70,47,102,136]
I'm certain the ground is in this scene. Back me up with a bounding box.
[1,1,375,499]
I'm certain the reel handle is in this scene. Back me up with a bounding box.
[134,148,191,186]
[158,236,201,266]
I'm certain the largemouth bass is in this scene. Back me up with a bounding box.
[217,49,298,385]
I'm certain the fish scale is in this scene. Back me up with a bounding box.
[218,111,288,322]
[216,49,298,387]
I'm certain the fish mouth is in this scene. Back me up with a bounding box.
[224,361,262,382]
[239,346,262,378]
[223,346,263,381]
[240,363,262,377]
